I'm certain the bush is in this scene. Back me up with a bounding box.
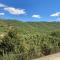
[0,28,60,60]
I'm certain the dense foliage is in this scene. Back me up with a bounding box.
[0,20,60,60]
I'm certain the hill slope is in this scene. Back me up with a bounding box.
[0,20,60,33]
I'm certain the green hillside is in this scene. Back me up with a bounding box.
[0,19,60,60]
[0,19,60,34]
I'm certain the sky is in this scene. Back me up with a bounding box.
[0,0,60,22]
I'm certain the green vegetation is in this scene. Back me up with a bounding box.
[0,19,60,60]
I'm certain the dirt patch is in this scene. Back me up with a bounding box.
[33,52,60,60]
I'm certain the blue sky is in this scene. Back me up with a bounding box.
[0,0,60,22]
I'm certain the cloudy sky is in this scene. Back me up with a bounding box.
[0,0,60,22]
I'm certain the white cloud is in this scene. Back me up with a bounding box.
[4,7,26,15]
[48,18,60,22]
[0,13,5,16]
[32,15,41,18]
[0,3,6,7]
[0,3,26,15]
[50,12,60,16]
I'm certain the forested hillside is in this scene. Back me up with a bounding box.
[0,19,60,60]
